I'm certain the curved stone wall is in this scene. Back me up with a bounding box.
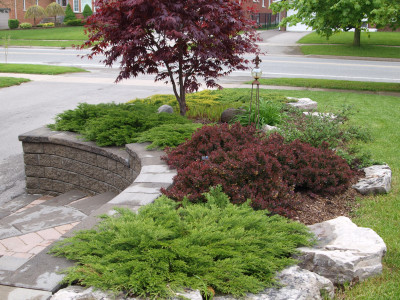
[19,127,174,197]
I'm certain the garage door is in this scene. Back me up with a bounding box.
[285,9,312,32]
[0,9,10,30]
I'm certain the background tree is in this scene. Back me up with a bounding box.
[45,2,65,25]
[24,5,46,26]
[271,0,400,47]
[82,4,93,18]
[63,3,76,23]
[81,0,259,116]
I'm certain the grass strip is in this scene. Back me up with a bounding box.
[301,44,400,59]
[0,63,87,75]
[271,89,400,300]
[247,78,400,93]
[298,32,400,46]
[0,27,87,40]
[0,76,30,88]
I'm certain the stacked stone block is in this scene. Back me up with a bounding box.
[19,127,139,196]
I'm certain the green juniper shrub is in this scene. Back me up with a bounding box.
[48,102,192,146]
[63,4,77,23]
[162,123,355,217]
[8,19,19,29]
[82,4,93,18]
[65,19,84,26]
[50,186,314,299]
[133,123,203,149]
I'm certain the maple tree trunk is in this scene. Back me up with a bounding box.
[353,28,361,47]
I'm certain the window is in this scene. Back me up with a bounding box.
[262,0,265,7]
[81,0,92,12]
[23,0,26,11]
[73,0,79,12]
[36,0,39,5]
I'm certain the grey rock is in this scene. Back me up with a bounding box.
[51,286,202,300]
[214,266,334,300]
[220,108,245,123]
[286,97,318,111]
[352,165,392,195]
[298,216,386,285]
[158,105,174,114]
[261,124,279,132]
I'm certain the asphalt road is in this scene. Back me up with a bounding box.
[0,31,399,205]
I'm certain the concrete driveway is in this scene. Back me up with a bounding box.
[256,30,311,55]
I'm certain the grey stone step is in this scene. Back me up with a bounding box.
[0,194,41,219]
[0,285,51,300]
[0,205,87,238]
[68,191,117,215]
[44,190,87,207]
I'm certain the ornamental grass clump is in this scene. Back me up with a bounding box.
[50,186,314,299]
[163,123,355,217]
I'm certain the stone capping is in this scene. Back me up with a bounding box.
[19,127,176,200]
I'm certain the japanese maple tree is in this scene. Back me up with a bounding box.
[81,0,259,115]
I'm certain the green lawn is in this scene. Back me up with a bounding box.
[301,44,400,59]
[0,76,30,88]
[0,63,87,75]
[251,78,400,93]
[275,89,400,299]
[0,27,87,47]
[299,32,400,46]
[0,27,87,40]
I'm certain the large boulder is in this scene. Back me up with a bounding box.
[214,266,334,300]
[352,165,392,195]
[220,108,245,123]
[286,97,317,111]
[298,216,386,285]
[157,104,174,114]
[51,286,202,300]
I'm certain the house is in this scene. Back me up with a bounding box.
[240,0,280,29]
[0,0,95,28]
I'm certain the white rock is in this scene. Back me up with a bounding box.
[352,165,392,195]
[174,289,203,300]
[52,286,202,300]
[298,216,386,285]
[286,97,318,111]
[261,124,279,132]
[158,104,174,114]
[214,266,334,300]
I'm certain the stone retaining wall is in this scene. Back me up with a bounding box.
[19,127,141,196]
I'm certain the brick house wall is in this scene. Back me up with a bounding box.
[0,0,95,24]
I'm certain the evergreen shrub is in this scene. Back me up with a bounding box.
[65,19,84,26]
[82,4,93,18]
[48,102,192,146]
[133,123,203,149]
[50,186,314,298]
[63,4,76,23]
[163,123,355,216]
[37,22,55,27]
[19,22,32,29]
[8,19,19,29]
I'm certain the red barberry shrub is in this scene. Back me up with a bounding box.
[162,123,355,217]
[263,133,355,195]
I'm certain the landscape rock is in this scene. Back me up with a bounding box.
[214,266,334,300]
[158,104,174,114]
[51,286,202,300]
[286,97,317,111]
[352,165,392,195]
[220,108,245,123]
[298,216,386,285]
[261,124,279,132]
